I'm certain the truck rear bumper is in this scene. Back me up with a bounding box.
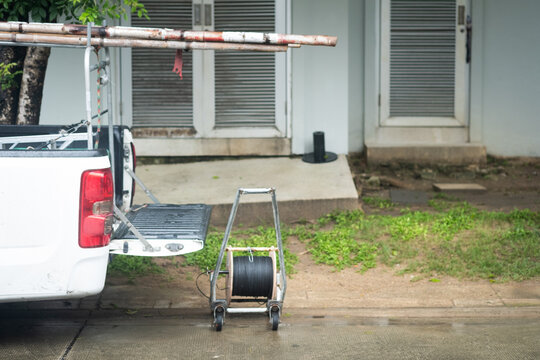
[0,247,109,303]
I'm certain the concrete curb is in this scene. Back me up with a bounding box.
[2,306,540,320]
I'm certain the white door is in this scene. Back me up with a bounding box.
[380,0,470,127]
[132,0,287,139]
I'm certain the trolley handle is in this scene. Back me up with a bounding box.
[226,247,278,252]
[239,188,274,195]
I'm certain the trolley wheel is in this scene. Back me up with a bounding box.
[271,309,279,331]
[214,310,224,331]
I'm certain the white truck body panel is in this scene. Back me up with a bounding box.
[0,152,111,302]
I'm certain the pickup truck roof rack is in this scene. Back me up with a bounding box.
[0,21,336,257]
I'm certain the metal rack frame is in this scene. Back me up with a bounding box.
[210,188,287,331]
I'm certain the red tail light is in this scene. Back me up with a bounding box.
[79,168,114,248]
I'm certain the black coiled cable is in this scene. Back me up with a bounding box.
[232,256,274,298]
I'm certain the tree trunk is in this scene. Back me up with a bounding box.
[0,46,26,125]
[16,46,51,125]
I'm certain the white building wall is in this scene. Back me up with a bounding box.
[291,0,351,155]
[347,0,364,153]
[471,0,540,156]
[40,48,87,126]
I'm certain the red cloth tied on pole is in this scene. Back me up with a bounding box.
[172,49,183,79]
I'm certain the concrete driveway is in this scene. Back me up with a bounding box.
[1,309,539,359]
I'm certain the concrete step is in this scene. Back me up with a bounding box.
[366,143,486,166]
[433,183,487,193]
[132,156,359,226]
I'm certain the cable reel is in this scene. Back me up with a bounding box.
[225,247,278,305]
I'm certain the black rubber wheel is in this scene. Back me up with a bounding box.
[271,310,279,331]
[214,311,224,332]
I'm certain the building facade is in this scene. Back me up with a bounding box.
[40,0,540,158]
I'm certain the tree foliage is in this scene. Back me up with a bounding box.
[72,0,149,25]
[0,0,149,125]
[0,62,22,90]
[0,0,148,24]
[1,0,70,23]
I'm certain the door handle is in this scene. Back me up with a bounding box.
[466,15,472,63]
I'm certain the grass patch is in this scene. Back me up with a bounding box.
[285,205,539,281]
[109,204,539,283]
[362,196,395,209]
[108,256,164,280]
[307,222,377,271]
[432,192,460,201]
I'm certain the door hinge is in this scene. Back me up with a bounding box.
[284,101,287,115]
[378,94,381,107]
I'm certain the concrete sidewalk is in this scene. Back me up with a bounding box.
[132,155,359,225]
[4,273,539,318]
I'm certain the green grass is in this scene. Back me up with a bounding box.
[108,201,539,283]
[286,202,539,281]
[306,221,377,271]
[362,196,395,209]
[108,256,164,280]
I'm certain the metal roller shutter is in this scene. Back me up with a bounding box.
[389,0,456,117]
[132,0,194,128]
[214,0,276,128]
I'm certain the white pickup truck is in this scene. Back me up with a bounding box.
[0,124,212,303]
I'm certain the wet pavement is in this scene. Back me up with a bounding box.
[1,310,539,359]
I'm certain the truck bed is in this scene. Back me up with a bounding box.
[0,124,130,208]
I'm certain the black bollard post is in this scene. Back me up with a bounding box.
[313,131,326,163]
[302,131,337,164]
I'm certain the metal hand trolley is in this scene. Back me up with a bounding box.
[209,188,287,331]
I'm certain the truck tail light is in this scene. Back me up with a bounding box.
[79,168,114,248]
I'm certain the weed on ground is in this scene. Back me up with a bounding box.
[299,201,539,281]
[108,200,539,283]
[108,256,164,281]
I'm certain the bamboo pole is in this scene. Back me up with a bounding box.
[0,32,289,52]
[0,21,337,47]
